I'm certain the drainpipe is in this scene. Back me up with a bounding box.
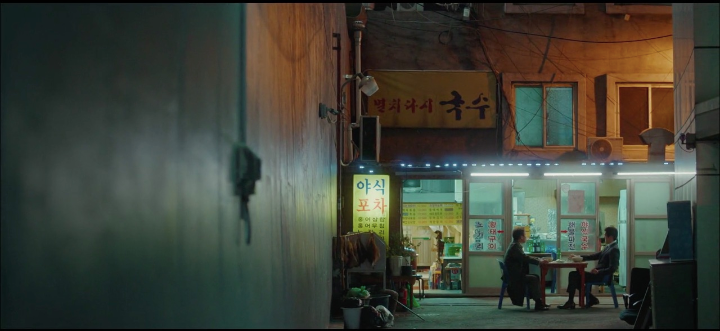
[352,21,365,130]
[333,33,344,240]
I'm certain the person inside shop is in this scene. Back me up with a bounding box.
[434,230,444,263]
[504,226,551,311]
[557,226,620,309]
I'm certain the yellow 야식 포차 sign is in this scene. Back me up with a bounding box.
[367,70,497,128]
[352,174,390,245]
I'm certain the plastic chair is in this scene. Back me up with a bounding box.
[585,274,619,308]
[497,259,530,310]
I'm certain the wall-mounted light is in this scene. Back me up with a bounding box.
[342,73,379,96]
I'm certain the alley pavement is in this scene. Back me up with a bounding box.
[330,296,633,329]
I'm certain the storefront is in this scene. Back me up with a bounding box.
[378,161,682,296]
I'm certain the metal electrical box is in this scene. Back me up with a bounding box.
[359,116,380,162]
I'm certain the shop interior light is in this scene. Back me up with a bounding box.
[453,163,457,167]
[462,164,467,167]
[435,165,441,168]
[369,170,374,173]
[426,163,431,167]
[471,164,477,166]
[617,171,696,176]
[400,164,405,167]
[471,172,530,177]
[359,165,365,169]
[544,172,602,177]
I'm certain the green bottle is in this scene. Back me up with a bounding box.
[557,242,561,260]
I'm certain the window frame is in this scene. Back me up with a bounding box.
[504,3,585,15]
[604,74,675,162]
[514,83,576,148]
[604,3,672,15]
[616,83,674,145]
[503,73,587,159]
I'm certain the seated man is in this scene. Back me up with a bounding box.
[558,226,620,309]
[504,226,550,311]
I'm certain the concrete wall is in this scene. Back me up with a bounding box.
[1,3,346,328]
[363,3,673,163]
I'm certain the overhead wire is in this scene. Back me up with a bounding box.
[368,7,685,159]
[424,6,673,44]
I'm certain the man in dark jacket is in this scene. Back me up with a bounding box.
[504,226,550,311]
[557,226,620,309]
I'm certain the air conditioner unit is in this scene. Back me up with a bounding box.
[395,3,423,11]
[587,137,623,162]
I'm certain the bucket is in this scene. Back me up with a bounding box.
[341,307,363,329]
[369,294,390,309]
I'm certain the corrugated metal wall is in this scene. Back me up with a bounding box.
[1,3,347,328]
[244,3,349,328]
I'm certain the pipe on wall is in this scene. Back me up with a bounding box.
[353,23,364,128]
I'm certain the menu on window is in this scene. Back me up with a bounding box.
[402,203,462,226]
[470,219,503,252]
[564,219,594,252]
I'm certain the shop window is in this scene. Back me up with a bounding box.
[617,84,674,146]
[560,182,596,216]
[468,219,504,252]
[560,219,597,253]
[468,182,503,215]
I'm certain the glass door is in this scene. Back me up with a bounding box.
[629,179,671,270]
[463,179,507,295]
[555,180,598,291]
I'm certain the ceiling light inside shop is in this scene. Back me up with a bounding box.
[544,172,602,177]
[471,173,529,177]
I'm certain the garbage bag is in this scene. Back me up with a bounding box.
[376,305,394,328]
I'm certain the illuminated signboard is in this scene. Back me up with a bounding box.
[402,203,462,226]
[353,174,390,245]
[367,70,497,129]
